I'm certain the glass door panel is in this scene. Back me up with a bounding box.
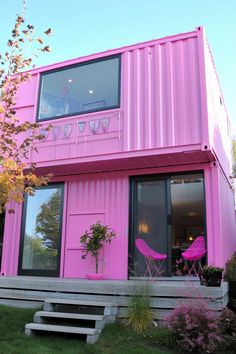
[170,173,205,274]
[18,184,64,276]
[130,179,169,276]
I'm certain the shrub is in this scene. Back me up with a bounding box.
[224,252,236,280]
[218,308,236,349]
[80,221,116,273]
[126,281,153,333]
[165,302,221,353]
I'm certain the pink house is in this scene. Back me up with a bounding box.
[0,26,235,279]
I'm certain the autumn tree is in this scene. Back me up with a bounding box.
[0,5,52,213]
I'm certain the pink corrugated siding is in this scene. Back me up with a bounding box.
[14,29,205,167]
[122,36,202,151]
[15,74,38,109]
[204,37,232,177]
[204,163,236,268]
[1,201,23,276]
[63,174,129,279]
[218,168,236,265]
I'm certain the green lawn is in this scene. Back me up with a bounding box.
[0,305,175,354]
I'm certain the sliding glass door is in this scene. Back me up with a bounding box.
[129,172,205,277]
[18,184,64,276]
[129,177,171,276]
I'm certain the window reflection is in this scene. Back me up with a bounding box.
[38,56,120,120]
[20,185,63,274]
[132,180,168,276]
[171,173,205,273]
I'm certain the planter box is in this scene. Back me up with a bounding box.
[200,270,223,287]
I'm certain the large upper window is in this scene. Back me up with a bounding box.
[37,55,121,121]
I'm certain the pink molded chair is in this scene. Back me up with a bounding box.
[181,236,207,276]
[135,239,167,277]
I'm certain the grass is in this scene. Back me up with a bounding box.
[126,281,153,333]
[0,305,176,354]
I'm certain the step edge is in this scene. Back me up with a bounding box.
[25,323,101,334]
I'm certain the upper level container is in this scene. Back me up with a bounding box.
[15,27,232,178]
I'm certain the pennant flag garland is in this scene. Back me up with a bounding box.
[62,124,72,138]
[50,118,110,141]
[52,126,60,139]
[89,119,100,133]
[78,121,85,133]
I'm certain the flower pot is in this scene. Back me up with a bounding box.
[86,273,104,280]
[200,269,223,287]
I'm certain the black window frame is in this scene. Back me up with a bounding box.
[18,183,64,277]
[128,170,207,278]
[36,54,121,122]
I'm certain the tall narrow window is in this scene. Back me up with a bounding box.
[18,184,64,276]
[170,173,205,273]
[37,55,120,121]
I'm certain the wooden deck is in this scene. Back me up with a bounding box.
[0,276,229,320]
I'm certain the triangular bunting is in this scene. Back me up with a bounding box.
[52,126,60,139]
[78,121,86,133]
[101,118,109,131]
[62,124,72,138]
[89,120,99,133]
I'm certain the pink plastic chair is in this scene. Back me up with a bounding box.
[181,236,206,276]
[135,239,167,277]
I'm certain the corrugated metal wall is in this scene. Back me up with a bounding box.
[63,173,129,279]
[218,168,236,265]
[204,39,232,177]
[122,36,202,151]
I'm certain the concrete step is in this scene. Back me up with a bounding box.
[34,310,116,330]
[26,298,118,344]
[34,311,105,322]
[25,323,101,344]
[43,298,118,316]
[44,298,116,307]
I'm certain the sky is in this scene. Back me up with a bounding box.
[1,0,236,131]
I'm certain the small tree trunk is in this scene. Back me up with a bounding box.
[95,253,99,274]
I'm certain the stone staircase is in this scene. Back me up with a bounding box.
[25,298,118,344]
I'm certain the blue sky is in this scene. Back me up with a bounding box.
[1,0,236,131]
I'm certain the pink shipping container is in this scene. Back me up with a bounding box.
[0,27,235,279]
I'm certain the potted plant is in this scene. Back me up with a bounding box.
[80,221,116,280]
[224,252,236,310]
[199,265,224,287]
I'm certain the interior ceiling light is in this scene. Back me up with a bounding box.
[89,90,94,94]
[68,79,72,83]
